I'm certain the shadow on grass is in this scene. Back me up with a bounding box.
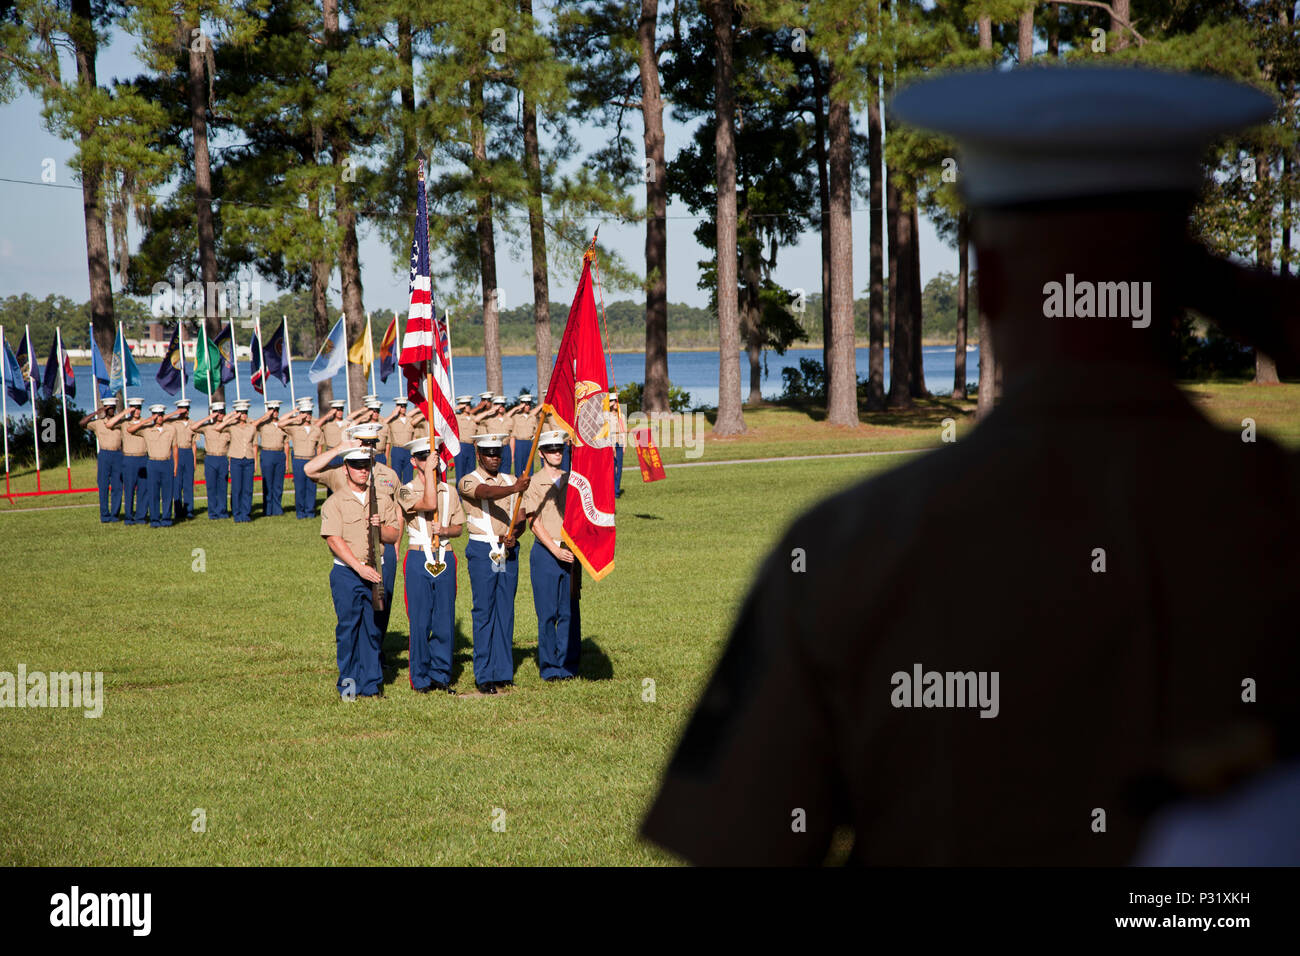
[578,638,614,681]
[695,395,977,429]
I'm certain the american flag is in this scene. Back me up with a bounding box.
[399,157,459,467]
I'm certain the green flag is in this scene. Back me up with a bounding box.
[192,331,222,395]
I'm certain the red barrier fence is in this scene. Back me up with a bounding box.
[3,474,286,503]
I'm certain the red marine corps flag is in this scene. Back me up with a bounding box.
[398,151,459,469]
[537,245,616,580]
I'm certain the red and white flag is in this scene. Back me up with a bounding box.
[398,158,459,467]
[541,250,615,580]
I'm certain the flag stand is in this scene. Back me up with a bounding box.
[56,327,72,490]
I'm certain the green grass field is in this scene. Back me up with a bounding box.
[2,382,1298,865]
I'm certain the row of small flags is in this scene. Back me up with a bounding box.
[2,326,76,406]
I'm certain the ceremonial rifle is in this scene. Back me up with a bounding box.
[367,447,385,612]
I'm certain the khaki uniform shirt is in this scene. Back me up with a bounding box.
[458,469,518,539]
[374,422,391,457]
[511,408,539,442]
[522,469,566,545]
[120,418,147,456]
[319,460,400,508]
[388,415,415,447]
[641,361,1300,867]
[225,421,258,460]
[413,416,430,440]
[320,488,400,566]
[482,412,509,437]
[322,417,346,448]
[456,412,480,440]
[258,420,287,452]
[143,422,176,461]
[284,423,321,460]
[88,418,122,452]
[171,420,194,449]
[396,477,466,543]
[200,422,230,456]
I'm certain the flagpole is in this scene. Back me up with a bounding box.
[230,322,243,402]
[178,319,187,402]
[446,308,457,405]
[117,321,128,404]
[284,316,296,407]
[427,360,442,557]
[367,312,377,398]
[56,327,72,489]
[25,324,40,493]
[256,317,268,413]
[1,324,10,499]
[394,312,403,402]
[340,316,351,416]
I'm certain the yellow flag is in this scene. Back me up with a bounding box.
[348,314,374,373]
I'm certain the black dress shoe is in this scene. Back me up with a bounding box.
[476,683,497,695]
[430,681,452,694]
[414,685,433,694]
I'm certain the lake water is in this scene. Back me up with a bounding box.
[57,345,981,414]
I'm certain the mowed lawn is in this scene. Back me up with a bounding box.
[0,450,896,865]
[1,381,1297,865]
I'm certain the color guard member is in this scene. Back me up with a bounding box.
[320,442,403,700]
[458,433,530,694]
[164,399,195,520]
[522,430,581,681]
[397,436,465,694]
[283,396,324,519]
[128,403,177,528]
[257,400,289,517]
[220,399,265,523]
[385,397,416,482]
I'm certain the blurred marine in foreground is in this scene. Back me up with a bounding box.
[642,67,1300,866]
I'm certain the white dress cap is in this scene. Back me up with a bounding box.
[890,66,1274,206]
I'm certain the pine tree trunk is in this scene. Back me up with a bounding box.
[953,211,968,399]
[909,199,926,398]
[886,172,912,409]
[811,60,832,383]
[522,0,552,399]
[398,15,415,205]
[826,64,858,426]
[185,19,219,341]
[70,0,116,365]
[1048,3,1060,58]
[1255,148,1281,384]
[1018,6,1034,62]
[741,225,764,404]
[639,0,670,414]
[710,0,744,434]
[976,14,996,420]
[866,59,885,411]
[471,73,503,396]
[1112,0,1130,50]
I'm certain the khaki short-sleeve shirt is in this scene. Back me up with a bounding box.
[284,423,321,459]
[258,420,287,451]
[171,420,194,449]
[200,422,230,456]
[522,469,566,544]
[89,418,122,452]
[322,418,346,448]
[225,421,258,460]
[320,488,400,564]
[512,409,538,442]
[458,470,517,538]
[120,418,147,456]
[397,478,466,530]
[143,423,176,460]
[388,416,415,446]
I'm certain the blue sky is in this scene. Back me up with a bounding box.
[0,23,956,319]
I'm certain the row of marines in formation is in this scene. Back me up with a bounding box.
[80,391,554,525]
[82,391,616,695]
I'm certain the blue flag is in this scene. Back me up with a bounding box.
[155,325,184,395]
[263,322,290,385]
[41,334,76,400]
[90,327,112,399]
[213,324,237,384]
[110,328,140,393]
[249,327,265,394]
[3,337,28,406]
[308,317,346,384]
